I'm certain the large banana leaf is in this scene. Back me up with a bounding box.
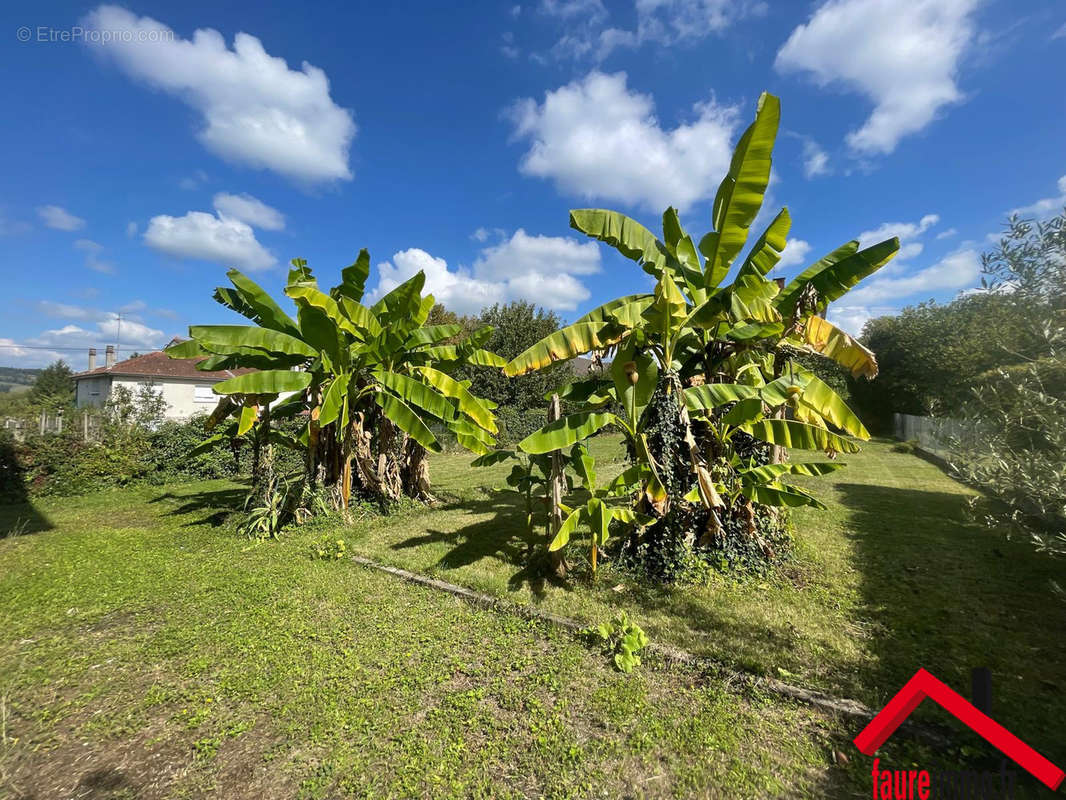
[334,249,370,302]
[795,373,871,440]
[776,238,899,314]
[285,283,359,337]
[405,324,462,348]
[740,419,861,453]
[739,461,845,483]
[683,383,760,413]
[774,240,857,312]
[574,294,654,327]
[699,92,780,286]
[416,366,497,433]
[569,209,666,276]
[213,369,312,396]
[222,269,301,336]
[337,297,382,338]
[609,340,657,426]
[504,322,625,377]
[735,207,791,281]
[800,315,879,379]
[376,371,456,422]
[370,271,426,322]
[318,372,351,426]
[740,481,827,509]
[465,348,507,368]
[165,338,208,359]
[548,507,583,551]
[188,325,317,358]
[375,391,441,452]
[518,411,616,454]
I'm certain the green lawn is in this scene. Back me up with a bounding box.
[1,439,1063,798]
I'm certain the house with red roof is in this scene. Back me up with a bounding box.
[72,341,249,421]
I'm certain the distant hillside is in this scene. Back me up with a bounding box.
[0,366,40,394]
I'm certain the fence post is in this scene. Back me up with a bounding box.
[39,410,45,436]
[83,412,89,442]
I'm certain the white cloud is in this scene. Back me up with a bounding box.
[509,71,737,211]
[74,238,117,275]
[369,249,506,316]
[800,138,829,178]
[212,192,285,231]
[935,227,958,240]
[84,5,356,184]
[775,0,979,155]
[777,238,811,270]
[546,0,762,62]
[471,227,490,242]
[1009,175,1066,218]
[541,0,607,23]
[1052,22,1066,40]
[826,304,897,336]
[126,221,138,238]
[841,248,981,307]
[0,311,169,368]
[28,318,166,353]
[144,211,275,271]
[366,229,602,315]
[38,205,86,231]
[858,213,939,260]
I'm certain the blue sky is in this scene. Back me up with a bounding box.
[1,0,1064,368]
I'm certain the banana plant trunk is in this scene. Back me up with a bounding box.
[546,394,567,578]
[402,439,435,503]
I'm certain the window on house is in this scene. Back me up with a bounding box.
[194,385,216,403]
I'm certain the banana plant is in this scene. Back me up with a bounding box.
[168,252,503,508]
[547,446,653,575]
[500,91,899,574]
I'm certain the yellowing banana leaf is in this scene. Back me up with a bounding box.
[337,296,382,338]
[740,419,861,453]
[800,315,879,379]
[237,403,258,436]
[504,322,625,377]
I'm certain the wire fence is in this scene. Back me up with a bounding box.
[893,413,983,461]
[2,411,103,443]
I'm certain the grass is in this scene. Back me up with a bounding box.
[1,437,1063,797]
[1,480,849,798]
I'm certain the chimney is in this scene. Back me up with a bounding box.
[88,347,97,371]
[105,345,116,369]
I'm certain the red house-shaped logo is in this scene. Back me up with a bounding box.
[854,668,1063,790]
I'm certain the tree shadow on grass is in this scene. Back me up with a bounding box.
[0,500,53,537]
[391,488,571,597]
[148,486,249,528]
[838,480,1066,773]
